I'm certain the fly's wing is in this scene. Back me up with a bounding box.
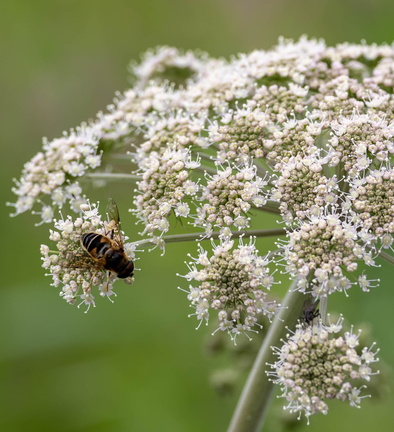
[106,198,124,248]
[107,198,120,225]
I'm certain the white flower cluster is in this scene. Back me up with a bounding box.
[10,126,100,223]
[180,238,279,341]
[328,114,394,175]
[134,109,208,161]
[195,163,268,235]
[269,316,379,422]
[41,202,135,310]
[11,37,390,421]
[271,154,339,223]
[134,145,201,235]
[283,213,376,296]
[130,46,211,89]
[347,167,394,242]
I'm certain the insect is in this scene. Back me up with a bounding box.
[301,297,320,326]
[80,198,134,279]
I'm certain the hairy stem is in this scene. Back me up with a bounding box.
[227,281,305,432]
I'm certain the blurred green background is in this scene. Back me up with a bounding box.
[1,1,393,431]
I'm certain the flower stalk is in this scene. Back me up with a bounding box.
[131,228,286,248]
[86,172,140,180]
[227,281,305,432]
[379,250,394,266]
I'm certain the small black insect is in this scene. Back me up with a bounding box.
[301,297,320,326]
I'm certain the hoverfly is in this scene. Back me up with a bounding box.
[80,198,134,280]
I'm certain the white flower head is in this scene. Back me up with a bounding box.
[133,145,201,236]
[41,201,135,309]
[284,213,377,295]
[269,317,379,422]
[9,126,100,223]
[180,238,280,342]
[195,161,269,233]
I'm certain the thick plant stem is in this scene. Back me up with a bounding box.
[227,282,305,432]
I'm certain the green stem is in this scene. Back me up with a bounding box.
[130,228,286,248]
[197,150,216,163]
[197,164,218,176]
[227,281,305,432]
[110,154,133,160]
[86,172,140,180]
[253,202,280,215]
[253,159,270,179]
[319,295,328,324]
[378,250,394,265]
